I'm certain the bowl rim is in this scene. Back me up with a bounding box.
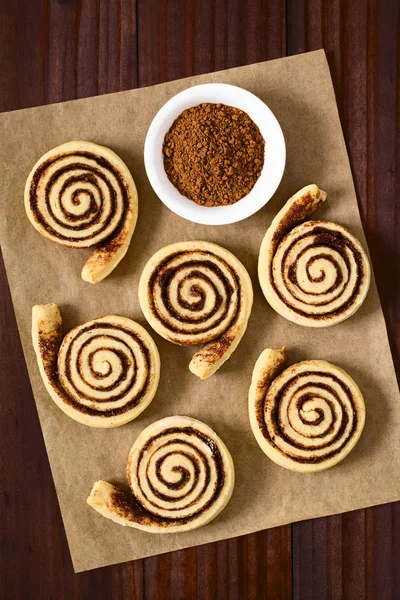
[144,82,286,226]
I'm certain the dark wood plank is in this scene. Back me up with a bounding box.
[1,0,399,598]
[0,251,131,600]
[287,0,400,598]
[0,1,144,598]
[137,0,286,85]
[136,1,291,598]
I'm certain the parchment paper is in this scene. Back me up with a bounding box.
[0,50,399,573]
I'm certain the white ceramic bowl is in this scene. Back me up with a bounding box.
[144,83,286,225]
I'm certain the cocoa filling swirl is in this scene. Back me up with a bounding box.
[57,323,151,417]
[29,151,129,244]
[130,426,226,523]
[257,371,358,464]
[148,251,240,339]
[272,227,365,319]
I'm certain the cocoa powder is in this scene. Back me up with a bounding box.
[163,103,265,207]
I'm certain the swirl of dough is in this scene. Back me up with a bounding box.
[139,241,253,379]
[249,348,366,472]
[32,304,160,428]
[25,141,138,283]
[258,185,371,327]
[87,416,235,533]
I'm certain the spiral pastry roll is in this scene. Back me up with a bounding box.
[249,347,366,472]
[32,304,160,428]
[138,241,253,379]
[25,141,138,283]
[258,185,371,327]
[87,416,235,533]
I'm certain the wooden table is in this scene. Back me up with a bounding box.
[1,1,399,598]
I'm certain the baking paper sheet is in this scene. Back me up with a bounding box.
[0,50,399,572]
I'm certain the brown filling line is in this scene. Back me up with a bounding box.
[122,426,226,524]
[76,337,134,395]
[256,371,358,464]
[271,227,365,319]
[56,173,106,227]
[144,441,207,508]
[29,151,128,244]
[148,251,240,340]
[57,323,151,417]
[288,251,344,298]
[153,447,200,495]
[296,393,334,429]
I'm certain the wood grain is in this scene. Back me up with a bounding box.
[0,0,398,598]
[137,2,291,598]
[288,1,400,598]
[0,1,144,598]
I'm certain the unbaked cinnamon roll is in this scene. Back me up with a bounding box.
[249,347,366,472]
[138,241,253,379]
[258,185,371,327]
[25,141,138,283]
[87,416,235,532]
[32,304,160,427]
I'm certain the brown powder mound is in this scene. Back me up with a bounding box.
[163,102,265,207]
